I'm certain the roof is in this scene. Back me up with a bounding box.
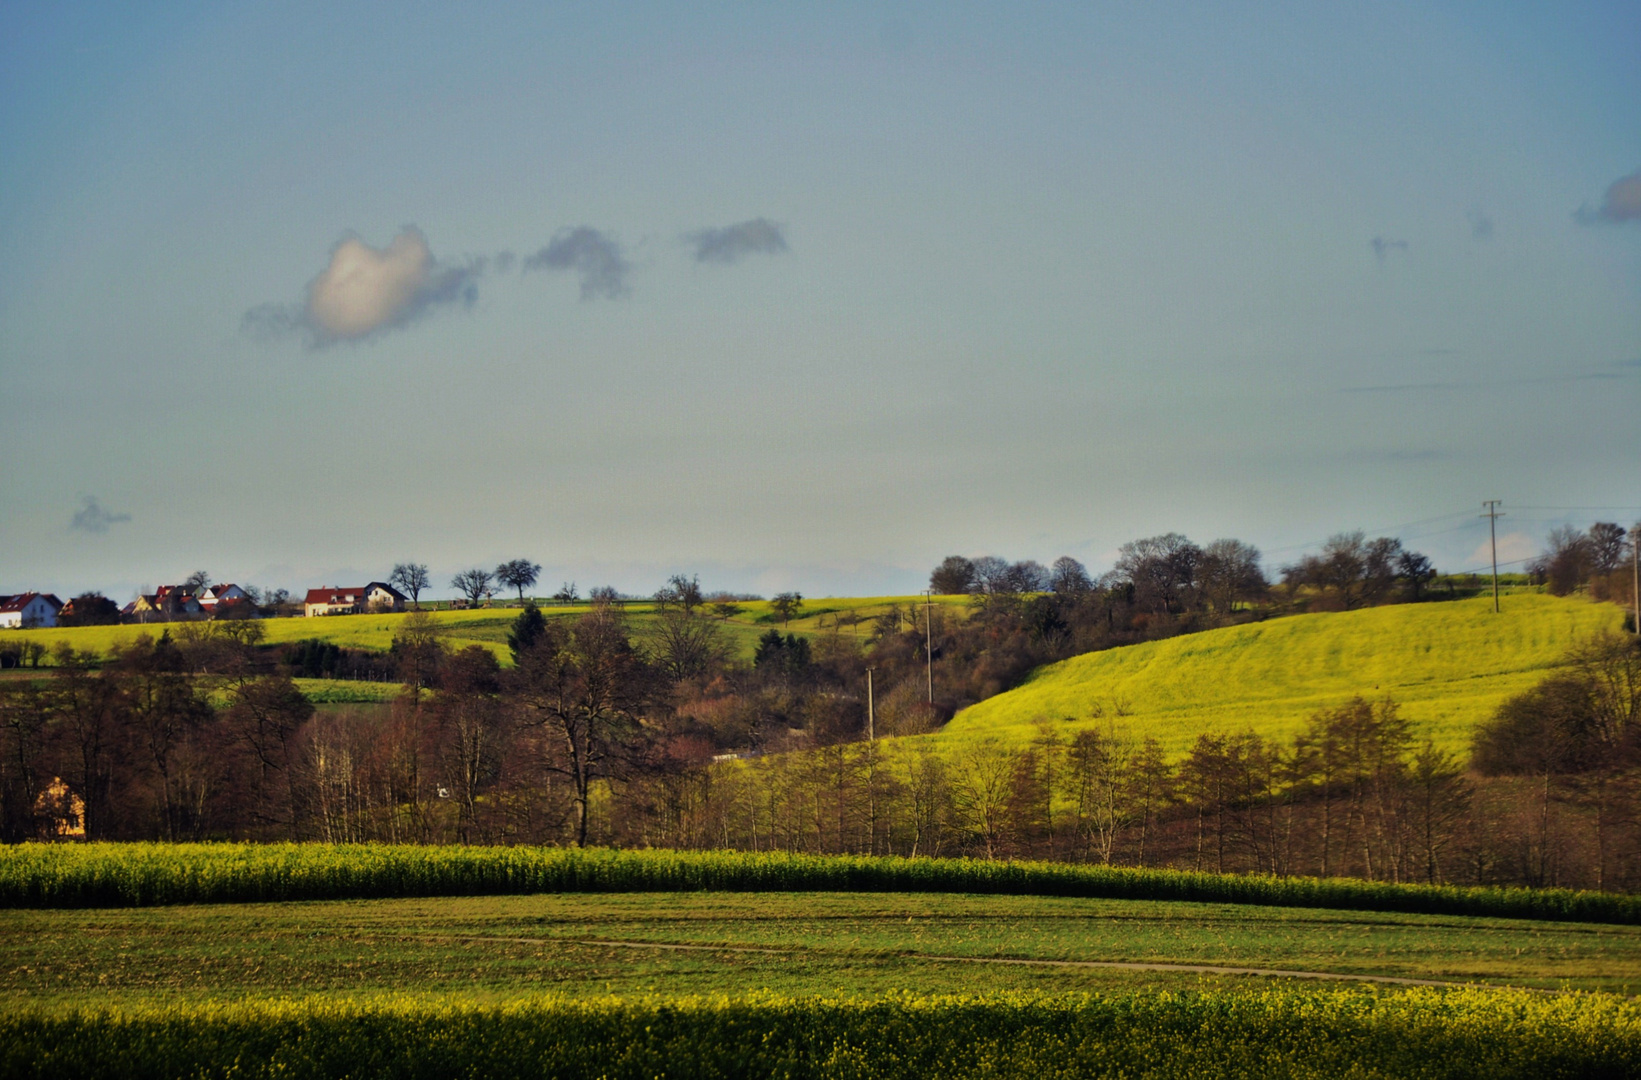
[0,592,62,613]
[304,587,363,605]
[199,584,246,608]
[364,581,408,601]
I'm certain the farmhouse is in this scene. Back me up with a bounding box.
[304,582,406,617]
[0,592,63,629]
[304,587,364,617]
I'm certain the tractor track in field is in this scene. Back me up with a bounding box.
[445,934,1492,990]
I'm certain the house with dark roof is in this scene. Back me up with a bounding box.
[363,582,407,612]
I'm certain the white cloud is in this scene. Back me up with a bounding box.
[243,227,479,345]
[1467,530,1536,568]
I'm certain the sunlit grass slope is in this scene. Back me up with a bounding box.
[940,594,1625,757]
[3,595,967,668]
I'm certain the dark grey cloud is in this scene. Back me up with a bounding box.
[523,227,630,299]
[241,228,482,347]
[1370,236,1408,261]
[1467,211,1493,240]
[1575,170,1641,225]
[70,496,131,534]
[688,218,789,264]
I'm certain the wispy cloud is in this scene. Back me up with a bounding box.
[70,496,131,534]
[687,218,789,264]
[242,227,482,346]
[1342,367,1635,394]
[523,227,630,300]
[1370,236,1408,261]
[1575,170,1641,225]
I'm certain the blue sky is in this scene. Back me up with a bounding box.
[2,2,1638,600]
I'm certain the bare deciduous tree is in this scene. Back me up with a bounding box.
[389,563,431,609]
[511,606,658,847]
[451,568,495,607]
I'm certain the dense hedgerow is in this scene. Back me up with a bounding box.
[5,843,1641,923]
[5,988,1639,1080]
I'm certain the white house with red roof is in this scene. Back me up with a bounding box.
[303,582,407,617]
[303,587,365,617]
[0,593,63,629]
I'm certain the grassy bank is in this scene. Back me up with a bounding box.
[942,593,1623,756]
[5,844,1640,924]
[5,988,1637,1080]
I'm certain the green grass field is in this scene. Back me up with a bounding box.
[7,845,1641,1078]
[939,594,1625,757]
[8,890,1641,1006]
[0,594,965,668]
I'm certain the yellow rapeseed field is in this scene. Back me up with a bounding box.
[940,594,1625,756]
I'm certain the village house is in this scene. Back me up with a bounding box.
[56,594,120,625]
[198,583,252,614]
[303,582,405,617]
[123,585,203,623]
[0,592,62,629]
[303,587,364,617]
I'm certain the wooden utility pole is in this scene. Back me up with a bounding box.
[865,665,878,854]
[1482,501,1504,613]
[923,589,934,704]
[866,667,875,741]
[1632,523,1640,635]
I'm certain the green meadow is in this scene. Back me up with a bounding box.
[8,847,1641,1078]
[1,594,964,668]
[10,889,1641,1008]
[939,593,1624,757]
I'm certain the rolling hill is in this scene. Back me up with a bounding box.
[936,594,1625,757]
[2,595,965,668]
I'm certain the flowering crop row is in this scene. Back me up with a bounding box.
[6,988,1640,1080]
[5,843,1640,923]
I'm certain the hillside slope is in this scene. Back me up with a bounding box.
[939,594,1624,757]
[3,595,964,667]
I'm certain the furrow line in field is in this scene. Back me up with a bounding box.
[450,934,1510,990]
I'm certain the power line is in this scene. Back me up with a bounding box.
[1508,505,1641,513]
[1444,555,1532,576]
[1261,509,1477,557]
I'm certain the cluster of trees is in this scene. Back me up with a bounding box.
[1279,531,1436,608]
[1529,522,1640,608]
[931,536,1269,617]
